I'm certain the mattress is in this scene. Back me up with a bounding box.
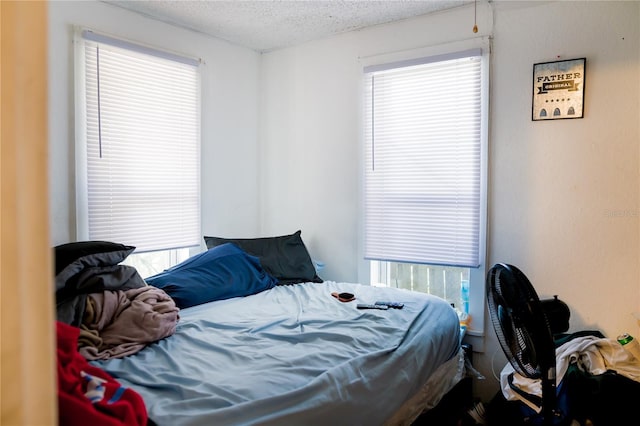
[93,281,461,426]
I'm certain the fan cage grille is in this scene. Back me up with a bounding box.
[487,264,554,379]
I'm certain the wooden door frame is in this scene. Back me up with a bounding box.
[1,1,56,424]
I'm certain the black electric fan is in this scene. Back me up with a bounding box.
[486,263,562,426]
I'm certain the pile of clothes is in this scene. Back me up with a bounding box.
[54,241,180,425]
[499,331,640,425]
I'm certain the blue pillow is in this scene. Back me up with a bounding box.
[145,243,278,309]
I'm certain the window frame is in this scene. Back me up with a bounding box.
[358,38,490,342]
[74,28,202,257]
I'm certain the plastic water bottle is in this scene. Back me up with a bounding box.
[461,279,470,315]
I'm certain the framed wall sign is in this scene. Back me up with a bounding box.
[532,58,585,121]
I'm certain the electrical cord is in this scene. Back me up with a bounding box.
[490,348,503,382]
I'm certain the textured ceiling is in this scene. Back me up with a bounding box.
[104,0,471,52]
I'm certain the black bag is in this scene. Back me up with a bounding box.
[561,363,640,425]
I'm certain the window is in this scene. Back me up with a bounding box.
[121,248,191,279]
[370,262,469,314]
[75,30,201,274]
[363,44,488,337]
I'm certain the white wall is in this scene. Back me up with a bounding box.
[48,0,262,246]
[260,1,640,400]
[259,3,494,281]
[487,0,640,371]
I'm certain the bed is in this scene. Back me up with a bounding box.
[54,234,464,426]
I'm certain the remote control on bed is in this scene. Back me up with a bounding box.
[374,301,404,309]
[357,303,389,310]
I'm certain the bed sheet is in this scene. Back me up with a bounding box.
[93,281,460,426]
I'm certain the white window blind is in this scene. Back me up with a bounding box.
[76,31,200,252]
[364,50,483,268]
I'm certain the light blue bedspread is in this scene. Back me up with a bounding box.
[94,281,460,426]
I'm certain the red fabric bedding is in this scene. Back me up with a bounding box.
[57,321,147,426]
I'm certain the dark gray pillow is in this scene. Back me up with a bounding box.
[204,230,323,285]
[54,241,135,290]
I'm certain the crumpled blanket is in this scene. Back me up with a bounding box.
[79,286,180,360]
[56,264,147,326]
